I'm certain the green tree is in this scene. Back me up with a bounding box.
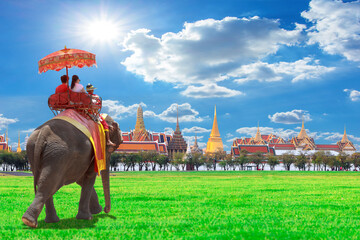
[225,154,236,171]
[280,153,295,171]
[351,152,360,171]
[313,151,326,171]
[173,152,185,171]
[337,152,350,170]
[157,155,169,171]
[295,153,307,171]
[267,154,279,171]
[187,152,204,171]
[250,151,264,170]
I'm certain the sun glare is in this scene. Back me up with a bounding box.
[84,18,120,43]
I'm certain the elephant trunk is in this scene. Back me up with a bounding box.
[101,157,111,213]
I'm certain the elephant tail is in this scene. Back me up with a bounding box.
[32,129,47,194]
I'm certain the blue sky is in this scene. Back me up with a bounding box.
[1,0,360,152]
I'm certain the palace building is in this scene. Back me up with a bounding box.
[206,106,224,154]
[116,105,170,155]
[231,120,356,157]
[0,132,10,151]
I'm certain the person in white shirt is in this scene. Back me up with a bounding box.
[70,75,85,93]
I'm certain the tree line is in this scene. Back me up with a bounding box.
[0,151,29,171]
[110,150,360,172]
[1,149,359,172]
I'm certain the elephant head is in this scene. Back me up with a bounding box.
[101,115,122,213]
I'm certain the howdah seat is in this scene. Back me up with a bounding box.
[48,91,102,119]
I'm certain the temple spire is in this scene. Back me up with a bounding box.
[206,105,223,153]
[133,105,150,141]
[175,104,180,132]
[297,117,309,139]
[254,121,262,142]
[210,105,220,137]
[16,131,21,153]
[341,125,350,143]
[134,105,146,132]
[194,134,198,147]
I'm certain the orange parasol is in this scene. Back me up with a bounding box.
[38,46,97,78]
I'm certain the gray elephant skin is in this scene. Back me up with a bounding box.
[22,115,122,228]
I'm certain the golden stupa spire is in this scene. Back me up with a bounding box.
[133,104,149,141]
[341,125,350,143]
[206,105,223,153]
[210,105,220,138]
[134,105,146,132]
[297,117,309,139]
[254,122,262,142]
[16,131,21,153]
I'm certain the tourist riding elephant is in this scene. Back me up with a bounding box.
[22,115,122,228]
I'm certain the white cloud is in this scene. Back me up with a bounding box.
[121,17,304,98]
[144,103,204,123]
[302,0,360,62]
[102,100,146,120]
[164,127,174,135]
[182,126,211,134]
[0,114,18,130]
[181,84,244,98]
[268,109,311,124]
[233,57,335,84]
[21,128,35,134]
[226,133,234,138]
[344,89,360,101]
[236,126,299,140]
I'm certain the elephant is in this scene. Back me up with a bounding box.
[22,114,122,228]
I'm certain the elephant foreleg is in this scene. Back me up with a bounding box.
[89,187,102,214]
[44,196,60,223]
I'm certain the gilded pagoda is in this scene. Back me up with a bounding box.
[206,105,223,153]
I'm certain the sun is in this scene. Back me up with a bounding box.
[84,18,120,43]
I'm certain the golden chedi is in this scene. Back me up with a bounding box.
[206,105,223,153]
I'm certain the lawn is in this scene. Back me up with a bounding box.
[1,171,360,239]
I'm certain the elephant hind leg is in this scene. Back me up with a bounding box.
[44,196,60,223]
[22,191,47,228]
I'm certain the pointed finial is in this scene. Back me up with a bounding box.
[64,45,67,49]
[176,104,180,132]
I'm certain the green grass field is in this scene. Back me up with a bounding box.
[1,171,360,239]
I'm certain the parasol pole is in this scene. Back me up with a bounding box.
[66,66,69,86]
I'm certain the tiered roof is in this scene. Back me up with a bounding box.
[167,106,187,154]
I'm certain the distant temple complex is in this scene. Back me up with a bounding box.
[231,120,356,157]
[167,106,187,159]
[116,105,170,155]
[206,106,224,153]
[0,130,10,151]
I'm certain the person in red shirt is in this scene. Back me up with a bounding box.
[86,83,116,147]
[55,75,69,93]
